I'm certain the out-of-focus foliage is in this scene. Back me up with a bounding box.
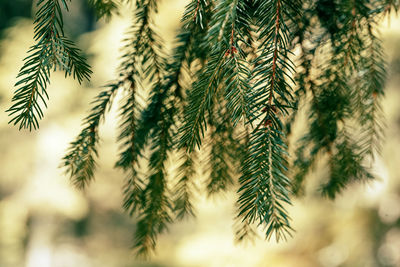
[59,0,397,255]
[88,0,119,21]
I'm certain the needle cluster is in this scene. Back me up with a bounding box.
[8,0,396,256]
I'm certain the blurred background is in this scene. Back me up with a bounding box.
[0,1,400,266]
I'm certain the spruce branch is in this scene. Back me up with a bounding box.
[115,0,154,171]
[179,0,247,151]
[115,77,140,170]
[123,167,145,216]
[234,215,258,244]
[173,149,196,220]
[113,0,212,254]
[234,130,258,244]
[8,0,91,130]
[379,0,400,16]
[205,97,236,195]
[179,49,225,150]
[238,122,293,241]
[321,130,374,199]
[133,108,173,256]
[133,170,172,256]
[291,0,389,196]
[357,25,386,158]
[221,0,252,127]
[236,0,300,241]
[19,0,391,255]
[63,84,118,189]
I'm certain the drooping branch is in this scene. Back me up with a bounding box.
[8,0,91,130]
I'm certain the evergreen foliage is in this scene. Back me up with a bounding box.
[7,0,397,256]
[88,0,119,20]
[7,0,92,130]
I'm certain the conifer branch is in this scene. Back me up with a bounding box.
[127,0,211,226]
[292,0,388,196]
[379,0,399,16]
[134,170,171,256]
[234,215,258,244]
[321,130,373,198]
[221,0,252,126]
[173,149,196,220]
[63,84,118,189]
[206,98,236,195]
[133,112,173,256]
[115,0,156,171]
[357,25,386,158]
[180,0,248,150]
[179,51,224,150]
[8,0,91,130]
[27,0,391,254]
[238,122,293,241]
[238,0,299,241]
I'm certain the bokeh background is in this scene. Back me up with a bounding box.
[0,1,400,266]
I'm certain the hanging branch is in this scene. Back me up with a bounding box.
[357,25,386,159]
[205,95,237,195]
[9,0,392,256]
[237,0,299,241]
[291,0,387,197]
[88,0,119,20]
[321,129,374,199]
[7,0,91,130]
[179,0,245,151]
[173,149,196,220]
[63,84,118,189]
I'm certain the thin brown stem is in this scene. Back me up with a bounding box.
[268,0,281,106]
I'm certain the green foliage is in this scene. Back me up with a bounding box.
[8,0,396,257]
[88,0,119,20]
[7,0,91,130]
[63,84,118,189]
